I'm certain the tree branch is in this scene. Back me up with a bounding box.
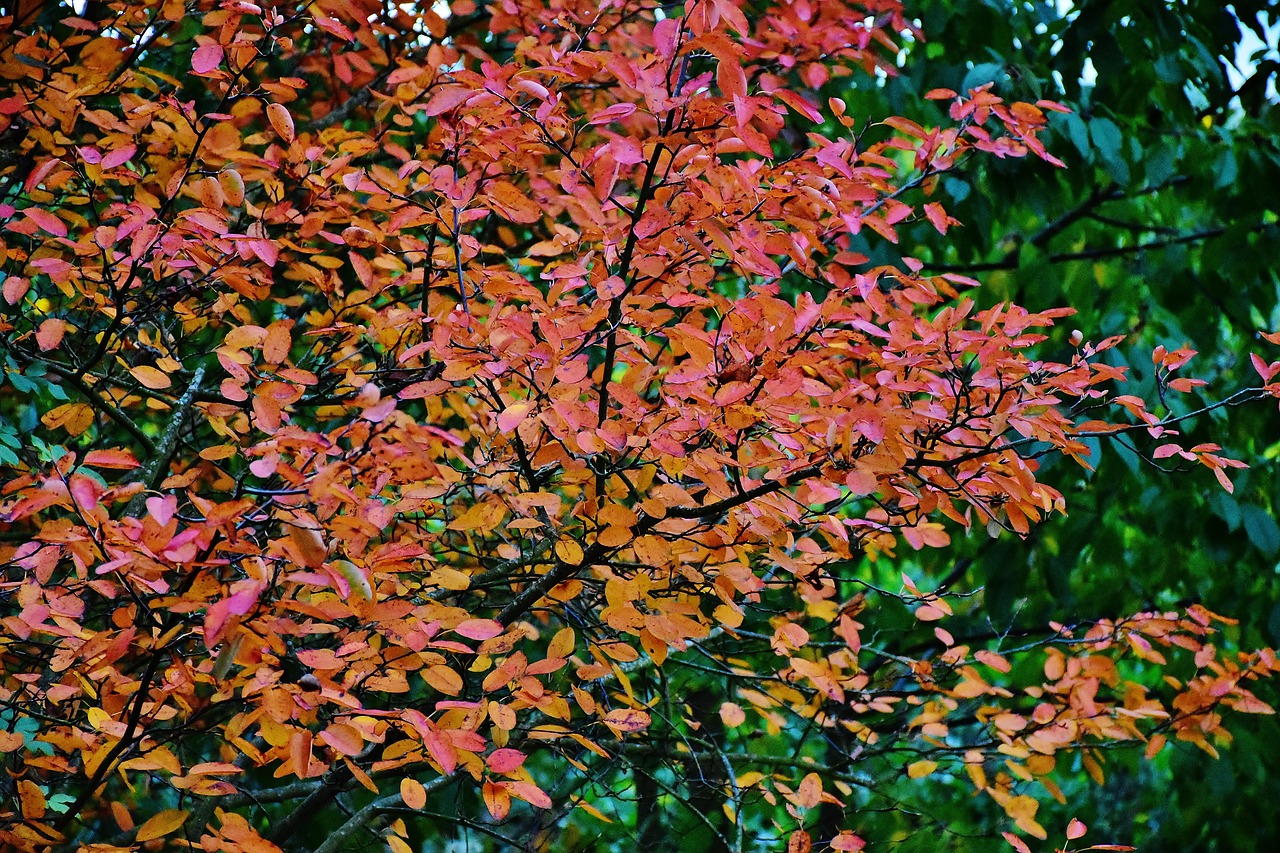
[311,774,457,853]
[925,219,1276,273]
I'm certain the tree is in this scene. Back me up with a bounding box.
[0,1,1276,851]
[841,3,1280,848]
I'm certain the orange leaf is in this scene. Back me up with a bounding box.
[786,829,813,853]
[16,779,44,819]
[110,800,134,831]
[719,702,746,727]
[287,518,328,568]
[135,809,188,842]
[602,709,650,734]
[36,317,65,351]
[131,364,172,390]
[262,320,292,365]
[319,723,364,757]
[483,780,511,820]
[267,102,295,142]
[486,180,542,224]
[507,780,551,808]
[289,730,315,778]
[400,777,427,809]
[794,772,823,808]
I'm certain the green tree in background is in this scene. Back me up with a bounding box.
[840,2,1280,849]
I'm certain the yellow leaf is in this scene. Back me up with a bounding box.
[332,559,374,602]
[907,760,938,779]
[555,538,584,565]
[135,809,188,842]
[41,402,94,436]
[572,796,612,823]
[86,706,112,731]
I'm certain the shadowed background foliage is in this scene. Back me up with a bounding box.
[829,2,1280,849]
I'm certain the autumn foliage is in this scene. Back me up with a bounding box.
[1,0,1278,851]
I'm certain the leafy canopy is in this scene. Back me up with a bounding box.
[0,1,1277,851]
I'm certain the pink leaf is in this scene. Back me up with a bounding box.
[191,43,224,74]
[496,401,534,434]
[1001,833,1032,853]
[35,318,65,351]
[24,208,66,237]
[486,748,526,773]
[454,619,502,640]
[588,103,637,125]
[146,495,177,526]
[423,87,472,116]
[313,14,355,42]
[101,144,136,170]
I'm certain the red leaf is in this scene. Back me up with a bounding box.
[772,88,824,122]
[422,727,457,775]
[786,830,813,853]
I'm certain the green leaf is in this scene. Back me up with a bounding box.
[961,61,1004,94]
[1242,505,1280,556]
[1089,117,1129,185]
